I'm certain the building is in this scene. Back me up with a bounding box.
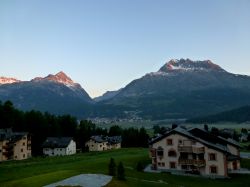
[0,128,32,161]
[85,135,122,151]
[42,137,76,156]
[149,126,241,178]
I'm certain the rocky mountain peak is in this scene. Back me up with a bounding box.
[32,71,75,86]
[159,58,226,73]
[0,77,21,84]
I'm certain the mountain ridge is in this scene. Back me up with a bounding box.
[95,59,250,119]
[0,71,92,117]
[1,59,250,120]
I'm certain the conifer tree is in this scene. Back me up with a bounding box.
[117,161,125,180]
[108,158,116,176]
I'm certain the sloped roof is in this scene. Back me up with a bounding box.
[107,136,122,144]
[188,127,241,148]
[0,128,28,141]
[90,135,122,144]
[42,137,73,148]
[90,136,108,143]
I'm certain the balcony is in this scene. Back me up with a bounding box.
[2,150,13,157]
[178,159,206,167]
[178,146,205,154]
[2,144,14,150]
[192,147,205,154]
[178,146,192,153]
[150,148,156,158]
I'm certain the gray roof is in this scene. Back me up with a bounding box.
[0,128,28,142]
[90,136,108,143]
[90,135,122,144]
[42,137,73,148]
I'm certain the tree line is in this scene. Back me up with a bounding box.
[0,100,149,156]
[187,105,250,123]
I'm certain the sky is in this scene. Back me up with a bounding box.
[0,0,250,98]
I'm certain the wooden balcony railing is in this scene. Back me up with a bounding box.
[178,146,192,152]
[178,146,205,154]
[178,159,206,167]
[192,147,205,154]
[150,148,156,158]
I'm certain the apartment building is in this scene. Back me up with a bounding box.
[149,126,241,177]
[0,128,32,161]
[85,135,122,151]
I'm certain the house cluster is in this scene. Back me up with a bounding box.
[0,128,31,161]
[0,127,122,161]
[42,135,122,156]
[85,135,122,151]
[149,126,241,178]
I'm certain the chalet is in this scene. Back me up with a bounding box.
[85,135,122,151]
[149,126,241,178]
[42,137,76,156]
[0,128,32,161]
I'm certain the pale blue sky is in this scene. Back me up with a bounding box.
[1,0,250,97]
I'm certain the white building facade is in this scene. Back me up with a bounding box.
[43,137,76,156]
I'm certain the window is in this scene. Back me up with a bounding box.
[168,150,177,157]
[209,153,216,161]
[23,154,26,158]
[167,139,173,145]
[0,149,1,153]
[23,137,26,140]
[178,140,183,144]
[157,147,164,157]
[21,148,23,152]
[157,162,165,167]
[23,142,25,146]
[170,162,176,169]
[210,166,217,174]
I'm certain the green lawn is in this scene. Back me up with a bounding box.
[1,148,250,187]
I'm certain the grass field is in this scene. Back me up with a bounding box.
[1,148,250,187]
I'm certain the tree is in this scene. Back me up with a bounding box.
[117,161,125,180]
[109,125,122,136]
[108,158,116,176]
[138,127,149,147]
[204,124,209,131]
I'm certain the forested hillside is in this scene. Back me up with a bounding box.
[0,100,148,156]
[187,105,250,123]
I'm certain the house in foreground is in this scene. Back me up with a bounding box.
[149,126,241,178]
[85,135,122,151]
[0,128,32,161]
[42,137,76,156]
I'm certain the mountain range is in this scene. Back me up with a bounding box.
[1,59,250,120]
[0,71,92,117]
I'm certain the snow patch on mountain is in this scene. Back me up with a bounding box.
[31,71,78,88]
[0,77,21,84]
[159,58,226,73]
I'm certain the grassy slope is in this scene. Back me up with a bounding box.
[0,148,250,187]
